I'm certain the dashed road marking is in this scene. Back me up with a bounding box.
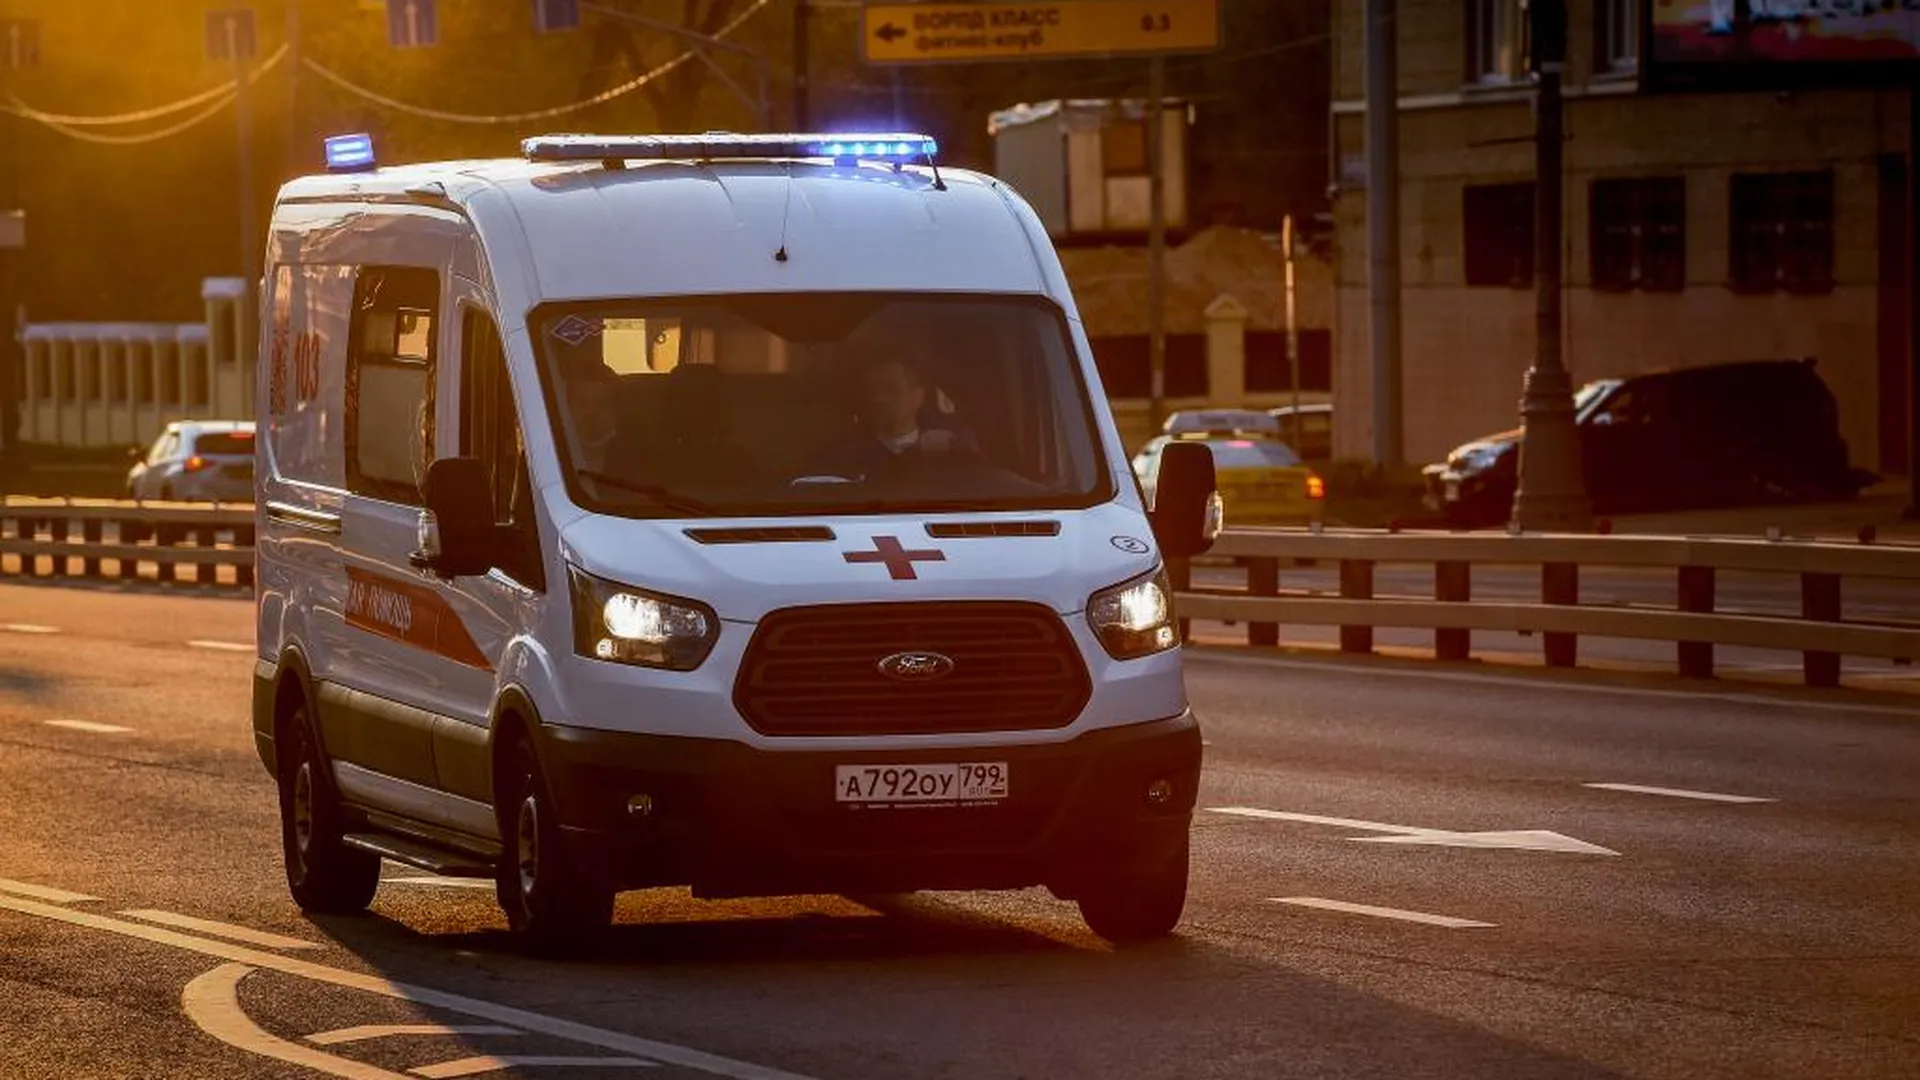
[2,623,59,634]
[308,1024,522,1047]
[1584,782,1775,804]
[0,886,823,1080]
[1270,897,1496,929]
[0,878,99,904]
[44,719,133,734]
[187,640,254,653]
[120,909,320,950]
[413,1056,659,1077]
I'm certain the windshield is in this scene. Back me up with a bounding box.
[534,294,1112,518]
[1203,439,1302,469]
[190,432,254,455]
[1573,379,1622,421]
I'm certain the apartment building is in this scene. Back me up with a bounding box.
[1329,0,1915,472]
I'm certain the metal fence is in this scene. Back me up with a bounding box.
[0,498,254,588]
[1173,528,1920,688]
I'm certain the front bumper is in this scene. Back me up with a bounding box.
[531,710,1202,899]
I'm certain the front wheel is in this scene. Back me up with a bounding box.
[279,708,380,914]
[495,737,614,955]
[1076,839,1189,946]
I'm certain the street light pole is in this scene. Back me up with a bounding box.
[1510,0,1592,531]
[1363,0,1402,467]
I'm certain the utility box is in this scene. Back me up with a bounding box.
[989,98,1189,240]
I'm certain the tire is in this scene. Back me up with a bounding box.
[278,706,380,914]
[1076,838,1189,947]
[495,737,615,955]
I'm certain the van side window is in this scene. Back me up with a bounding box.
[461,309,544,591]
[345,266,439,505]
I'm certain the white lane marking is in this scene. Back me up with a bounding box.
[1185,648,1920,718]
[383,876,495,890]
[1207,806,1620,855]
[1270,897,1496,929]
[1,623,58,634]
[0,891,823,1080]
[187,640,254,653]
[0,878,99,903]
[120,909,320,950]
[1351,829,1620,855]
[308,1024,523,1046]
[413,1056,659,1078]
[184,964,413,1080]
[1584,782,1775,804]
[44,719,133,734]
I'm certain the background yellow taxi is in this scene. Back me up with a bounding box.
[1134,409,1326,526]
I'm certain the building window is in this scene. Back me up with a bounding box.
[1102,120,1149,178]
[345,266,439,504]
[1590,177,1685,292]
[1729,171,1834,294]
[1467,0,1529,84]
[1594,0,1638,76]
[1463,182,1535,287]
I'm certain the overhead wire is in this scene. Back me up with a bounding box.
[301,0,775,125]
[3,44,288,127]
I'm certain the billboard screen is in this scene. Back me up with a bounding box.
[1649,1,1919,83]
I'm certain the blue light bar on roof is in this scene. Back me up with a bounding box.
[324,133,376,173]
[521,132,939,164]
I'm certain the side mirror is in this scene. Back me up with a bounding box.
[412,457,495,579]
[1149,441,1219,560]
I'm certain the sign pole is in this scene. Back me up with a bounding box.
[792,0,809,129]
[231,14,258,377]
[1284,213,1301,427]
[1146,54,1167,432]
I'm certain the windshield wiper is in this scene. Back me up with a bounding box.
[574,470,721,516]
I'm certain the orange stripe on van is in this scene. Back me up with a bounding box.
[344,566,493,671]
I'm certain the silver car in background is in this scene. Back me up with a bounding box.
[126,420,256,502]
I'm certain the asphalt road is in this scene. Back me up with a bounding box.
[1,582,1916,1079]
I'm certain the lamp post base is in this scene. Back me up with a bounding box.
[1511,363,1593,532]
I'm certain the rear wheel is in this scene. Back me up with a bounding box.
[278,706,380,914]
[1076,839,1189,946]
[495,737,614,955]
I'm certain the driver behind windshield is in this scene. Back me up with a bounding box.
[808,349,979,482]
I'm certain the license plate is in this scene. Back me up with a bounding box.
[834,762,1008,804]
[1444,479,1460,502]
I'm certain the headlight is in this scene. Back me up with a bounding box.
[1087,567,1178,660]
[569,567,718,671]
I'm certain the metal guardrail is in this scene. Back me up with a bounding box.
[1172,528,1920,689]
[4,504,1916,689]
[0,497,255,588]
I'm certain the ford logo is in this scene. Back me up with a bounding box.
[877,651,956,681]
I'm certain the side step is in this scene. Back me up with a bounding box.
[343,832,495,879]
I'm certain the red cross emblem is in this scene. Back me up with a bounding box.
[843,535,945,580]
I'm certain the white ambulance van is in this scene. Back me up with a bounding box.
[251,132,1220,952]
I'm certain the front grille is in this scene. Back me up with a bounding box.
[925,520,1061,538]
[734,601,1092,736]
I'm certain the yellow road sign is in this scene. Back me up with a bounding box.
[861,0,1220,65]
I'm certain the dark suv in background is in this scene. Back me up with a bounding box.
[1424,359,1872,525]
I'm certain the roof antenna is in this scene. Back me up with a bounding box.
[926,149,946,192]
[773,162,795,263]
